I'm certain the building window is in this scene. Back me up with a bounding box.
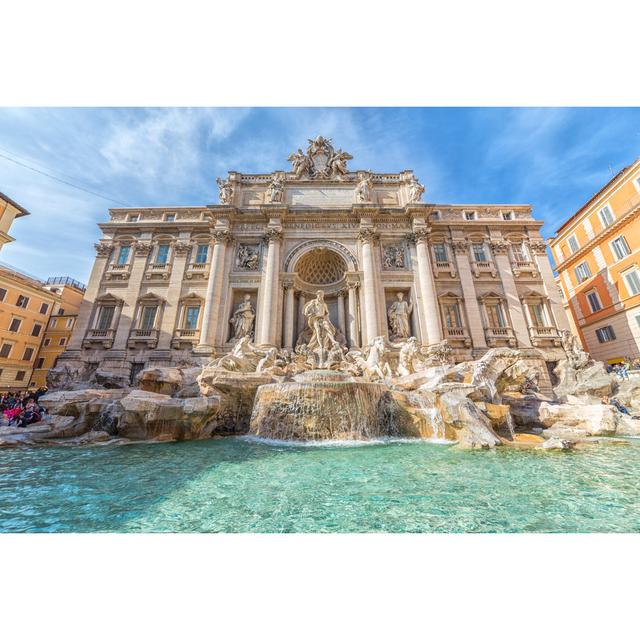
[128,214,139,222]
[0,287,6,302]
[8,318,22,332]
[31,324,42,337]
[165,214,176,222]
[57,308,65,315]
[634,177,640,193]
[511,242,529,262]
[442,303,462,328]
[15,371,26,382]
[66,318,74,329]
[624,269,640,297]
[139,305,158,330]
[574,261,592,283]
[568,235,579,254]
[0,343,13,358]
[433,243,448,262]
[611,236,631,260]
[36,357,44,369]
[501,211,514,221]
[595,326,616,343]
[59,337,67,346]
[599,205,614,228]
[96,306,115,331]
[529,303,548,327]
[156,244,170,265]
[463,211,477,221]
[44,338,51,347]
[16,295,29,309]
[184,306,200,330]
[50,318,57,329]
[116,246,131,265]
[22,347,34,361]
[472,243,488,262]
[586,291,602,313]
[39,302,49,314]
[195,244,209,264]
[485,302,506,328]
[555,246,565,262]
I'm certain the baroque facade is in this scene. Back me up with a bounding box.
[61,136,569,384]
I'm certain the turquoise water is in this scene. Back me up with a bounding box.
[1,437,640,532]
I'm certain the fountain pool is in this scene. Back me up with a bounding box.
[1,437,640,532]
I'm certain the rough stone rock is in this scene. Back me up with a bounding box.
[538,402,619,437]
[39,389,128,417]
[91,367,130,389]
[614,415,640,437]
[137,367,184,395]
[541,437,574,450]
[436,392,502,449]
[553,359,616,399]
[614,377,640,413]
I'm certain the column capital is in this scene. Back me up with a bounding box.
[94,242,113,257]
[347,281,361,290]
[358,228,379,244]
[489,240,510,255]
[529,240,548,255]
[409,228,429,244]
[264,228,283,244]
[173,241,192,256]
[134,241,153,256]
[212,230,233,245]
[451,239,470,255]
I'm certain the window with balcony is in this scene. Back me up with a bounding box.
[116,246,130,265]
[611,235,631,260]
[485,303,506,328]
[442,303,462,329]
[140,305,158,330]
[624,269,640,296]
[595,326,616,343]
[528,303,548,328]
[8,318,22,332]
[184,306,200,330]
[96,306,115,331]
[574,261,592,283]
[156,244,170,265]
[16,295,29,309]
[586,290,602,313]
[31,324,42,337]
[472,243,488,262]
[511,242,529,262]
[599,205,614,228]
[568,235,579,254]
[195,244,209,264]
[0,343,13,358]
[22,347,34,361]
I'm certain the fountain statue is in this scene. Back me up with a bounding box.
[302,290,345,369]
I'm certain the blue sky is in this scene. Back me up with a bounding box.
[0,107,638,284]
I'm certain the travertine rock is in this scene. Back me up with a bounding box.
[436,392,502,449]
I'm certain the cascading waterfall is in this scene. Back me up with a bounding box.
[410,392,450,441]
[505,412,516,439]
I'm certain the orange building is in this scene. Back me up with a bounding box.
[550,158,640,363]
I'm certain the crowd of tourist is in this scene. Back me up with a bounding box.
[606,359,640,380]
[0,388,48,429]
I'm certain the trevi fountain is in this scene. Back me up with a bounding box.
[1,137,640,532]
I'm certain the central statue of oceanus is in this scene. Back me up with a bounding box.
[301,290,344,369]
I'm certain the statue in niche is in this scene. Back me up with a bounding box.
[303,290,343,368]
[266,175,285,203]
[236,244,259,271]
[407,176,425,203]
[216,177,234,205]
[229,294,255,340]
[288,149,312,179]
[355,175,373,203]
[383,245,406,270]
[387,292,413,340]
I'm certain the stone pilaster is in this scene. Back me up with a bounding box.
[113,242,152,350]
[196,230,232,353]
[337,290,346,339]
[256,227,282,346]
[451,239,487,349]
[282,282,295,349]
[491,239,532,347]
[157,240,191,350]
[346,283,360,348]
[410,228,442,345]
[531,239,570,332]
[68,242,112,351]
[358,228,380,345]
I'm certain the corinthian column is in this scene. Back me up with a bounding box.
[358,228,380,345]
[196,230,231,352]
[282,283,295,349]
[256,228,282,346]
[411,229,442,344]
[347,282,360,347]
[337,290,346,339]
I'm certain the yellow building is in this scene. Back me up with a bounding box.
[31,277,85,388]
[0,192,30,252]
[550,158,640,363]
